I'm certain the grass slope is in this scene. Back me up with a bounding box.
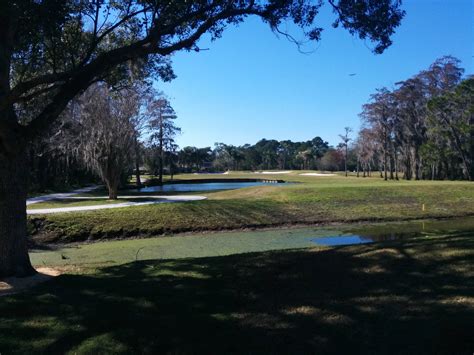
[1,233,473,354]
[30,173,474,243]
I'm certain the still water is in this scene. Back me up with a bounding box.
[310,235,373,246]
[136,181,280,193]
[31,217,474,266]
[310,217,474,246]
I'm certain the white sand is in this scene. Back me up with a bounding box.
[299,173,336,176]
[255,171,292,174]
[193,171,230,175]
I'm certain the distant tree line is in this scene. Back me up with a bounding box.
[355,56,473,181]
[29,126,349,193]
[154,137,340,174]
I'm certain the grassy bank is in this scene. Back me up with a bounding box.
[2,232,473,353]
[29,173,474,243]
[27,217,474,269]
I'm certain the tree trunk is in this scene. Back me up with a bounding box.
[344,145,348,177]
[107,183,118,200]
[134,138,141,188]
[448,126,472,181]
[443,160,450,180]
[158,129,164,185]
[105,176,119,200]
[158,147,164,185]
[389,148,395,180]
[0,152,35,278]
[404,147,412,180]
[0,32,35,276]
[414,145,421,180]
[135,162,141,188]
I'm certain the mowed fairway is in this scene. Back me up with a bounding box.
[1,232,473,353]
[29,172,474,243]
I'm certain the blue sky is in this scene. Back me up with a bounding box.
[158,0,473,148]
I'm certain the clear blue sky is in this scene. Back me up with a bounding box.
[158,0,473,148]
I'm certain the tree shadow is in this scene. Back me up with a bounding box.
[1,234,473,354]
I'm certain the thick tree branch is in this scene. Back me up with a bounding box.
[3,3,240,109]
[24,5,266,140]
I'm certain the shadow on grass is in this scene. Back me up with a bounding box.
[1,235,473,354]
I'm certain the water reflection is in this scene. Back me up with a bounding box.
[310,217,474,246]
[135,181,279,193]
[310,235,374,246]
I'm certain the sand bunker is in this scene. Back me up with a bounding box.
[193,171,230,175]
[299,173,336,176]
[256,171,292,174]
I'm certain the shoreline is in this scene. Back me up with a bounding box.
[30,213,474,248]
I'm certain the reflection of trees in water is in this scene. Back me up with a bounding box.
[352,218,474,243]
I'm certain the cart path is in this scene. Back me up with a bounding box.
[27,185,101,206]
[27,195,207,214]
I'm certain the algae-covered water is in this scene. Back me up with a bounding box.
[30,217,474,267]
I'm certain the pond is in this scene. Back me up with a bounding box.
[310,217,474,246]
[135,181,283,193]
[310,235,373,246]
[30,217,474,266]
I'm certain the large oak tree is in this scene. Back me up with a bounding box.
[0,0,404,277]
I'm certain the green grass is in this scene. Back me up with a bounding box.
[13,173,473,353]
[2,231,473,354]
[29,172,474,243]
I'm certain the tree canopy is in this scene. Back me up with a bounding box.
[357,56,471,181]
[1,0,404,150]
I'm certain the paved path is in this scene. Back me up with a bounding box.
[27,195,207,215]
[27,185,100,206]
